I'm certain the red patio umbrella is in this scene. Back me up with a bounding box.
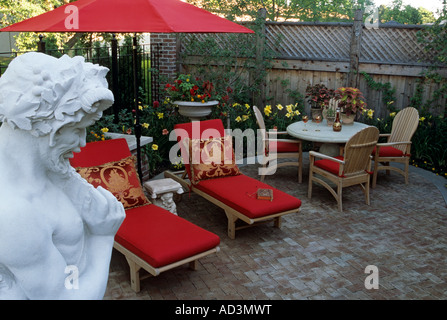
[0,0,254,180]
[0,0,253,33]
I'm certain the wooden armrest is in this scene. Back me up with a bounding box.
[267,131,288,135]
[309,151,344,164]
[376,141,412,147]
[266,138,300,144]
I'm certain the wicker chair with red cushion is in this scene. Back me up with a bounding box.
[70,138,220,292]
[165,119,302,239]
[371,107,419,188]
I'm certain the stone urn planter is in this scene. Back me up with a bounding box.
[174,100,219,122]
[341,113,356,125]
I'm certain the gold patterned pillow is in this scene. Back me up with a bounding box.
[76,156,150,209]
[187,136,241,185]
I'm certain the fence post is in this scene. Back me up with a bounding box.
[37,35,46,53]
[347,9,364,88]
[255,8,267,108]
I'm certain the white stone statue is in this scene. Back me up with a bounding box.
[0,52,125,300]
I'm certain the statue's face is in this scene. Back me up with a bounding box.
[46,111,103,174]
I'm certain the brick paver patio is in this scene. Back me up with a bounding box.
[104,155,447,300]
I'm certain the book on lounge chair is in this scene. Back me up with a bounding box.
[257,188,273,201]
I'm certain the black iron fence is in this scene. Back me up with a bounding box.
[0,41,161,120]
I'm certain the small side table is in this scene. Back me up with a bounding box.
[143,178,184,215]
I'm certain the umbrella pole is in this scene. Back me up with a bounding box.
[133,34,143,183]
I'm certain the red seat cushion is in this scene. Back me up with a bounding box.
[269,140,300,153]
[194,175,301,220]
[116,204,220,268]
[315,156,345,176]
[372,146,404,157]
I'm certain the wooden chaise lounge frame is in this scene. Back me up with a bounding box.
[165,119,301,239]
[70,138,220,292]
[113,241,218,292]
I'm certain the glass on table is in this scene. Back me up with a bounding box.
[302,115,309,131]
[315,115,322,131]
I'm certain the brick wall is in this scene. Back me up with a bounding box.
[150,33,178,82]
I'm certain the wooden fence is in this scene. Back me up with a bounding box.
[180,10,446,118]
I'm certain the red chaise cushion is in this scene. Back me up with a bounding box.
[116,204,220,268]
[194,174,301,220]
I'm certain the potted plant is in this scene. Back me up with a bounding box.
[164,74,219,121]
[334,87,367,125]
[325,107,336,126]
[305,84,335,122]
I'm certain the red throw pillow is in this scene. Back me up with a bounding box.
[186,136,241,184]
[76,156,151,209]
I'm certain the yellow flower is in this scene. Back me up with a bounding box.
[390,112,396,117]
[142,123,149,129]
[276,104,283,110]
[367,109,374,119]
[101,127,109,133]
[419,117,425,122]
[235,116,242,122]
[152,144,159,151]
[286,104,293,113]
[294,110,300,116]
[139,105,143,111]
[233,103,241,108]
[264,105,272,117]
[286,112,292,118]
[242,115,249,121]
[245,104,250,110]
[157,112,164,119]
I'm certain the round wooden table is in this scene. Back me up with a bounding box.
[287,119,370,156]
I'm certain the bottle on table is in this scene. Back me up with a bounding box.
[333,107,342,132]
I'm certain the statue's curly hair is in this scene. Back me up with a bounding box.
[0,52,114,145]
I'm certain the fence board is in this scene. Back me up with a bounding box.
[181,20,446,116]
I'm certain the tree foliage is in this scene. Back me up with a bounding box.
[378,0,436,25]
[0,0,78,51]
[185,0,375,22]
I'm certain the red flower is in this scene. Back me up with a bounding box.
[153,101,159,108]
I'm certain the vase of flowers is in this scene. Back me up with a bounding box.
[164,74,219,121]
[305,84,335,122]
[334,87,367,125]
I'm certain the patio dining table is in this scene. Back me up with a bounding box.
[286,119,370,156]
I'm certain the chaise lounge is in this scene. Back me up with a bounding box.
[165,119,302,239]
[70,138,220,292]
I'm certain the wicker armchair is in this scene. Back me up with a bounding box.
[372,107,419,188]
[253,105,303,183]
[308,126,379,212]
